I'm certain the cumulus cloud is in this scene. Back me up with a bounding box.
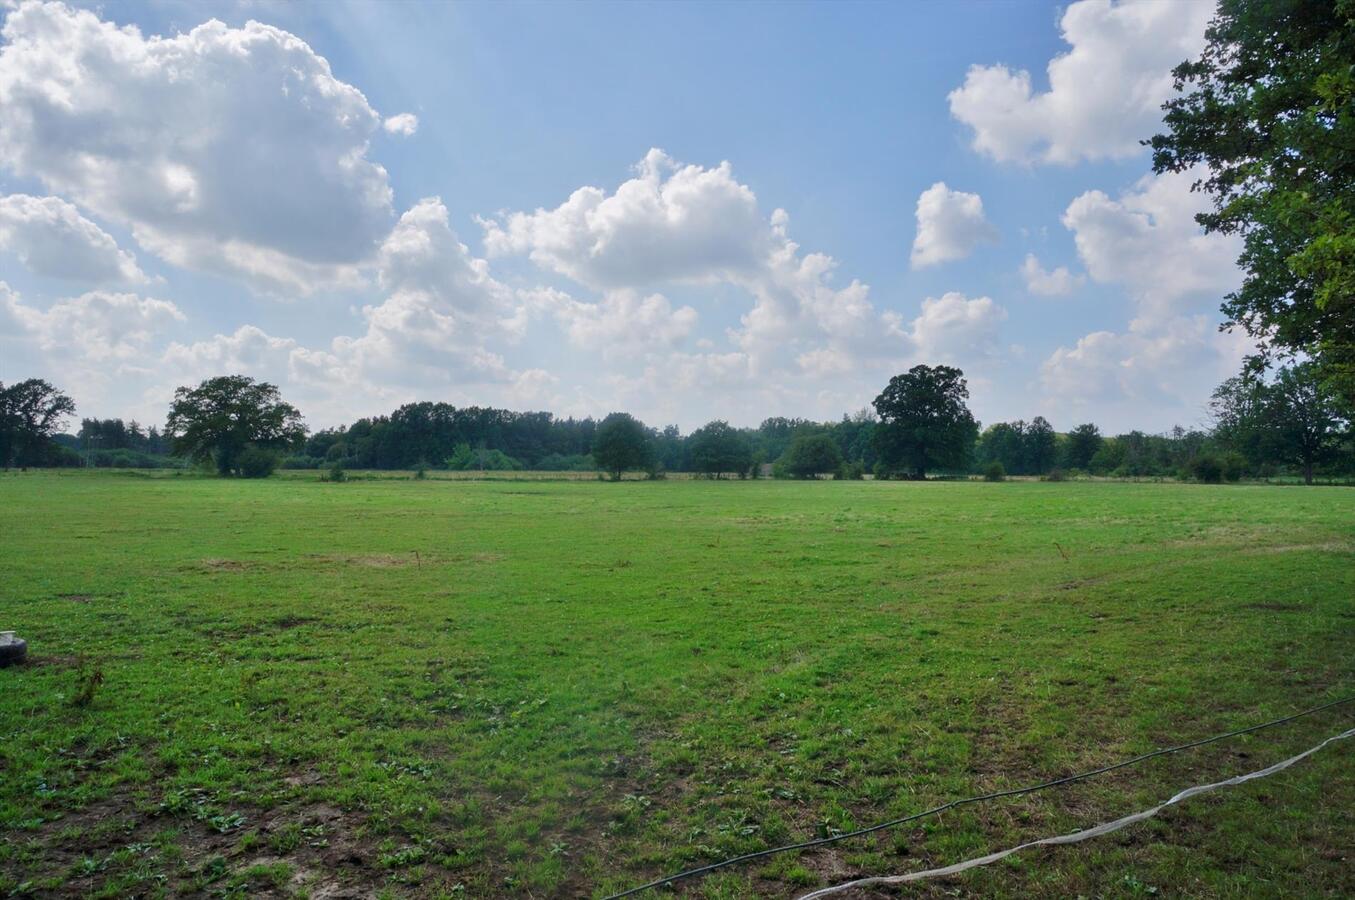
[1061,169,1241,320]
[1039,169,1248,427]
[530,288,697,357]
[948,0,1212,164]
[483,148,773,290]
[1040,316,1249,416]
[909,182,998,268]
[0,1,398,293]
[1020,253,1084,296]
[484,149,917,396]
[0,194,150,285]
[906,292,1008,363]
[383,113,419,136]
[1,283,183,364]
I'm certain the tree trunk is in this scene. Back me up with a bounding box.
[1303,461,1314,485]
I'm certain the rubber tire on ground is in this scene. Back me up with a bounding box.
[0,638,27,666]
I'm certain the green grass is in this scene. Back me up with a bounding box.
[1,470,1352,898]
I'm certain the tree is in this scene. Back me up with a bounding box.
[591,412,653,480]
[779,433,844,479]
[871,365,979,479]
[1025,416,1057,475]
[1150,0,1355,406]
[165,375,305,477]
[688,420,753,478]
[1262,363,1349,484]
[1063,423,1103,471]
[0,379,76,468]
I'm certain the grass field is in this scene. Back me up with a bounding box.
[1,471,1352,899]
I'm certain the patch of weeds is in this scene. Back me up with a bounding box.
[380,845,427,868]
[70,663,105,708]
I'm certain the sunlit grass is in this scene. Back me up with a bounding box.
[1,471,1352,897]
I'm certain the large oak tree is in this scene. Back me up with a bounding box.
[166,375,305,477]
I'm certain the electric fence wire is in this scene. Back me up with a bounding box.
[797,723,1355,898]
[602,693,1355,899]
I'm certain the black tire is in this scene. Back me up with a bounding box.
[0,637,27,667]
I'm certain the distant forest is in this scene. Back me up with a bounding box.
[31,393,1355,484]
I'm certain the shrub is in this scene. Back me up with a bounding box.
[837,461,866,480]
[1043,467,1067,482]
[1221,452,1246,483]
[1190,454,1224,483]
[325,461,347,483]
[237,447,279,479]
[983,461,1006,482]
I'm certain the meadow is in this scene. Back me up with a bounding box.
[1,471,1352,898]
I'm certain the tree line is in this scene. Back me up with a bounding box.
[4,361,1351,483]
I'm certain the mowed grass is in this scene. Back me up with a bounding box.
[1,471,1352,899]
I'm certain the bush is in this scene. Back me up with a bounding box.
[837,461,866,480]
[1190,454,1224,483]
[324,461,347,483]
[1221,452,1246,483]
[1043,467,1067,482]
[983,461,1006,482]
[237,447,279,479]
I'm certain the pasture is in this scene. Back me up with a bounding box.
[1,471,1352,898]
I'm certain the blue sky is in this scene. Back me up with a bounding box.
[0,0,1243,434]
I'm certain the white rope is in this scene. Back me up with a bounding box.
[796,725,1355,899]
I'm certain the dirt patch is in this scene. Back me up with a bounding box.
[56,593,93,603]
[13,784,388,899]
[199,558,253,572]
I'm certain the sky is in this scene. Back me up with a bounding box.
[0,0,1247,435]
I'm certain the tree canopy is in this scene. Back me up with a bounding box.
[779,433,844,479]
[0,379,75,469]
[165,375,305,477]
[871,365,979,478]
[591,412,654,480]
[1150,0,1355,406]
[687,420,753,478]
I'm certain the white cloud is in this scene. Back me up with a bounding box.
[0,194,149,285]
[1040,315,1249,421]
[383,113,419,136]
[909,182,998,268]
[1062,169,1241,321]
[1020,253,1084,296]
[1,285,183,363]
[483,148,771,290]
[906,292,1008,363]
[0,1,398,293]
[485,149,913,396]
[1039,168,1249,428]
[531,288,697,357]
[948,0,1212,164]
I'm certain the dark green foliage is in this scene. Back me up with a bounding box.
[871,365,979,479]
[687,420,753,478]
[592,412,654,480]
[236,446,280,479]
[1211,362,1350,483]
[984,461,1006,482]
[1063,423,1103,470]
[446,443,523,471]
[165,375,305,477]
[779,433,844,479]
[1150,0,1355,405]
[1191,454,1225,484]
[975,416,1056,476]
[326,461,348,483]
[0,378,76,468]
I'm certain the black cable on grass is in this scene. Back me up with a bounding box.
[603,694,1355,899]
